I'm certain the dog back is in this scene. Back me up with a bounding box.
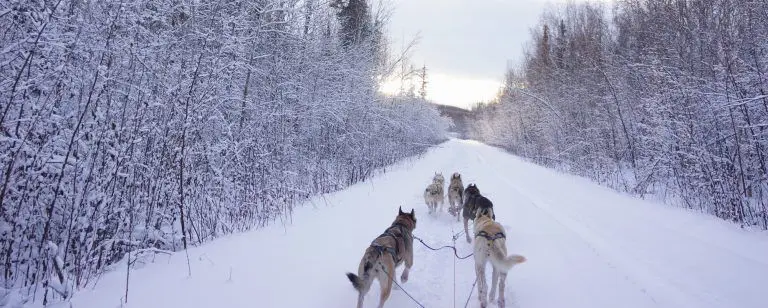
[474,215,503,236]
[463,194,494,220]
[371,218,413,265]
[425,183,442,196]
[449,177,464,193]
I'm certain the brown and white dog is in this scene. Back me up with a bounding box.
[346,207,417,308]
[473,209,526,308]
[447,172,464,221]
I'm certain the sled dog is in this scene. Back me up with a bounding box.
[346,207,417,308]
[473,210,526,308]
[424,173,445,214]
[462,183,495,243]
[433,172,445,186]
[447,172,464,220]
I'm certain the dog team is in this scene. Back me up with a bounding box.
[346,172,527,308]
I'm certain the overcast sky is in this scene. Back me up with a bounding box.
[382,0,561,109]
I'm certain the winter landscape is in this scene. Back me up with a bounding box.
[1,0,767,307]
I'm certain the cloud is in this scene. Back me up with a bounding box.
[379,73,502,109]
[382,0,556,107]
[426,74,502,109]
[382,0,614,108]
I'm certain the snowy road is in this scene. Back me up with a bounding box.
[52,139,768,308]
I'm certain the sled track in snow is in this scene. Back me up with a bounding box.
[50,139,768,308]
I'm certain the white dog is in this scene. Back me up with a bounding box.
[473,209,526,308]
[423,173,445,214]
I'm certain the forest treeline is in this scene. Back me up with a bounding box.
[470,0,768,229]
[0,0,448,303]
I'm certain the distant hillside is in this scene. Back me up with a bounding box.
[433,104,472,139]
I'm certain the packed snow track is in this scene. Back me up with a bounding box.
[47,139,768,308]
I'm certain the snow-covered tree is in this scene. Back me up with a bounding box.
[0,0,448,303]
[470,0,768,229]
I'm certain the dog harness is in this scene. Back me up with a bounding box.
[475,230,505,242]
[370,222,411,264]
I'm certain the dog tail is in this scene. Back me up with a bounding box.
[347,253,376,291]
[489,242,526,271]
[346,272,363,291]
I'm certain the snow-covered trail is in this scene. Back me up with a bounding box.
[50,139,768,308]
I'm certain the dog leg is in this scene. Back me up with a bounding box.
[497,272,507,308]
[454,200,459,217]
[356,291,364,308]
[351,256,374,308]
[464,218,471,243]
[356,273,369,308]
[379,262,395,308]
[489,267,499,302]
[401,244,413,283]
[475,262,488,308]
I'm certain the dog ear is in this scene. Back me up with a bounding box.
[399,206,404,215]
[410,208,415,216]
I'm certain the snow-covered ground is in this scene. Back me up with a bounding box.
[41,139,768,308]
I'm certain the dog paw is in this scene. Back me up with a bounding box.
[400,272,409,283]
[497,298,505,308]
[466,237,472,244]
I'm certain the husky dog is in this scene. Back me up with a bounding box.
[424,173,445,214]
[447,172,464,221]
[346,207,417,308]
[473,210,526,308]
[433,172,445,187]
[462,183,495,243]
